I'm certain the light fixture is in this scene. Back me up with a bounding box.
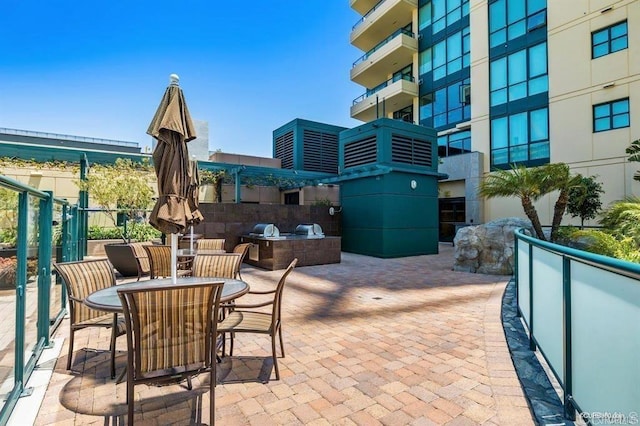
[603,82,616,89]
[410,180,417,190]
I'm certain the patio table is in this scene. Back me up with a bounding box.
[84,277,249,313]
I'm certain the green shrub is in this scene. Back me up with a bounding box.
[567,229,619,257]
[87,224,160,242]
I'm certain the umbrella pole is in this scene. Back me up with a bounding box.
[171,233,178,284]
[190,225,194,252]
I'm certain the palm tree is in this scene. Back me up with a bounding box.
[541,163,583,242]
[478,165,548,240]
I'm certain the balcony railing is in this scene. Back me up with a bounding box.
[514,229,640,422]
[352,0,386,30]
[352,74,415,105]
[352,27,415,67]
[0,175,75,424]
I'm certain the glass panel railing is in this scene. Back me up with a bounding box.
[531,246,564,383]
[0,274,17,402]
[353,27,415,67]
[352,0,386,30]
[517,241,530,325]
[570,262,640,415]
[23,194,40,368]
[352,74,416,105]
[50,203,65,328]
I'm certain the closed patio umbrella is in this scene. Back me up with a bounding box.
[147,73,197,282]
[187,157,204,251]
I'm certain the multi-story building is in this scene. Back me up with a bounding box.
[349,0,639,240]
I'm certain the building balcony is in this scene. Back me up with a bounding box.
[351,0,417,52]
[350,0,380,15]
[351,28,417,88]
[351,76,418,122]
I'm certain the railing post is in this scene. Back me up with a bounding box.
[514,236,520,316]
[562,256,576,420]
[528,243,536,351]
[37,192,53,347]
[69,205,79,261]
[15,191,29,386]
[79,155,89,259]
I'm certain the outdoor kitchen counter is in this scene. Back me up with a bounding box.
[240,235,341,270]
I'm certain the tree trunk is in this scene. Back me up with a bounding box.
[521,196,546,240]
[550,190,569,242]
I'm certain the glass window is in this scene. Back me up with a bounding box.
[592,21,628,58]
[491,107,549,167]
[419,49,432,75]
[593,98,630,132]
[490,0,546,48]
[427,28,470,81]
[439,130,471,157]
[423,78,471,129]
[419,3,432,31]
[421,0,469,36]
[490,42,547,106]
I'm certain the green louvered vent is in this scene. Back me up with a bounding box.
[302,130,339,173]
[275,130,294,169]
[344,135,377,169]
[391,134,432,167]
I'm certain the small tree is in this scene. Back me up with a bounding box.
[625,138,640,181]
[76,158,155,243]
[479,162,580,242]
[478,164,548,240]
[567,176,604,228]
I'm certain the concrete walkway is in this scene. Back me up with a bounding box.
[30,244,533,425]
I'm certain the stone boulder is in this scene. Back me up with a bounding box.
[453,217,534,275]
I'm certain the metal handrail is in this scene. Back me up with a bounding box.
[352,0,386,30]
[352,74,415,105]
[0,175,68,205]
[352,27,415,67]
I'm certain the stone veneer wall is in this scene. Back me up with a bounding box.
[194,203,342,252]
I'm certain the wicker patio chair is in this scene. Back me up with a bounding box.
[231,243,252,280]
[53,258,126,378]
[129,242,152,281]
[144,245,190,279]
[117,279,225,425]
[217,258,297,380]
[197,238,226,251]
[192,253,242,279]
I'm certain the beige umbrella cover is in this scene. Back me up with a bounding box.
[147,75,198,235]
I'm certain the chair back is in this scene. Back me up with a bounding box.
[53,259,116,325]
[232,243,252,276]
[130,242,152,275]
[143,245,172,279]
[272,259,298,327]
[197,238,226,251]
[192,253,242,279]
[117,280,224,378]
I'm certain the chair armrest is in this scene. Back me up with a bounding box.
[248,289,276,295]
[234,301,274,309]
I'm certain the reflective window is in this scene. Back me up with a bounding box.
[438,130,471,157]
[592,21,628,58]
[490,42,547,106]
[491,107,549,167]
[419,3,432,31]
[489,0,547,48]
[431,28,470,81]
[593,98,630,132]
[422,0,470,35]
[430,78,471,128]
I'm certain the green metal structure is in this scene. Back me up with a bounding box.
[331,118,445,258]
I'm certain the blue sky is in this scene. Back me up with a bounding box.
[0,1,362,157]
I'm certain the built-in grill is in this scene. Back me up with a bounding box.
[295,223,324,238]
[249,223,280,238]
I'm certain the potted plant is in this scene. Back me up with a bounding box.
[76,158,160,276]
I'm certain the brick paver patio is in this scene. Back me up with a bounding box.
[31,244,533,425]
